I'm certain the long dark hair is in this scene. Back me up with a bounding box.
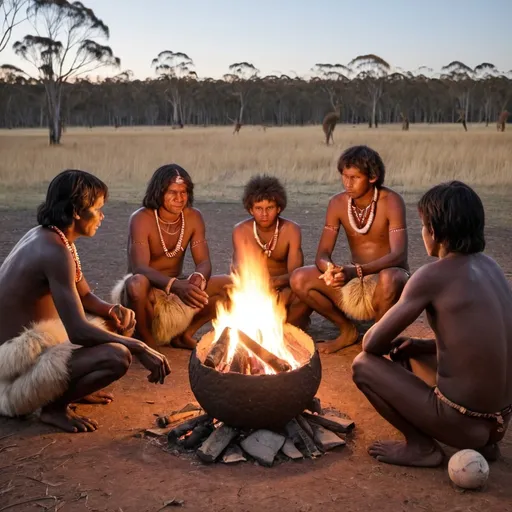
[37,169,108,228]
[418,180,485,254]
[142,164,194,209]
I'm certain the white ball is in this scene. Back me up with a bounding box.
[448,449,489,489]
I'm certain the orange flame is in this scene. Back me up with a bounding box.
[212,242,299,374]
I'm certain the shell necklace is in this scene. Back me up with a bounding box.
[154,209,185,258]
[253,218,279,257]
[48,225,83,282]
[348,187,378,234]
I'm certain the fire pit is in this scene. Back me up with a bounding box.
[188,246,322,430]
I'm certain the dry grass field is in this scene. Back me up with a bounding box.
[1,123,511,207]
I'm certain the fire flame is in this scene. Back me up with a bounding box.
[212,243,300,374]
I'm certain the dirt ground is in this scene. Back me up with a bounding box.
[1,198,511,512]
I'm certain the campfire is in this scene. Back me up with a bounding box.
[144,247,355,466]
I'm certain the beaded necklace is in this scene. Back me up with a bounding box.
[154,209,185,258]
[48,225,83,282]
[348,187,378,234]
[253,218,280,257]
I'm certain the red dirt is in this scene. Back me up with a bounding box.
[0,200,511,512]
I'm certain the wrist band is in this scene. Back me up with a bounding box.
[165,277,177,295]
[108,304,119,316]
[188,272,207,290]
[354,263,364,280]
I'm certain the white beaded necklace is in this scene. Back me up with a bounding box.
[154,209,185,258]
[253,218,280,257]
[347,187,379,234]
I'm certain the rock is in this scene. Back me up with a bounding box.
[222,444,247,464]
[197,424,238,463]
[281,438,304,459]
[310,424,346,451]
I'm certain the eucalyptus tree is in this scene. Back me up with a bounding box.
[224,61,259,127]
[9,0,120,143]
[0,0,29,53]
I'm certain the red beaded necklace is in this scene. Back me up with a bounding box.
[48,225,83,282]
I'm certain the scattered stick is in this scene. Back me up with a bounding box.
[0,496,57,512]
[16,440,56,463]
[0,481,14,497]
[0,444,17,453]
[237,329,291,373]
[23,476,63,487]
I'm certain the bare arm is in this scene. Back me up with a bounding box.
[363,265,434,356]
[188,210,212,283]
[43,244,143,353]
[315,197,342,273]
[359,193,408,275]
[128,212,170,290]
[77,277,114,318]
[272,224,304,289]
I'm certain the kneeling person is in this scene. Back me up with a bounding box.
[0,170,170,433]
[112,164,228,350]
[352,181,512,467]
[232,175,311,327]
[291,145,409,353]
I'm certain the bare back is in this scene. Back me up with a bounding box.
[428,253,512,412]
[0,227,73,344]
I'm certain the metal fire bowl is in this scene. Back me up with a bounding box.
[188,325,322,430]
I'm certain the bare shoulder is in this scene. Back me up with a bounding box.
[379,187,406,209]
[328,192,347,209]
[280,217,301,236]
[233,218,252,232]
[185,206,205,224]
[129,207,153,225]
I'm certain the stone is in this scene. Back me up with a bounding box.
[240,429,286,467]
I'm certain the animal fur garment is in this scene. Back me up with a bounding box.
[0,318,74,417]
[335,275,378,321]
[111,273,197,345]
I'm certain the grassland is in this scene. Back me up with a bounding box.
[1,123,511,207]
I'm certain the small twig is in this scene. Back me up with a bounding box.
[16,440,56,462]
[0,444,17,453]
[52,458,71,471]
[23,475,63,487]
[0,496,57,512]
[0,434,15,442]
[0,481,14,497]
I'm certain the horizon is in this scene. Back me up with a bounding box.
[2,0,512,81]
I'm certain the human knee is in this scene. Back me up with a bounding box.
[104,343,132,377]
[378,269,408,299]
[351,352,376,387]
[290,267,312,295]
[125,274,150,302]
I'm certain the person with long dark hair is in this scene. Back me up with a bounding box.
[111,163,229,350]
[0,170,170,434]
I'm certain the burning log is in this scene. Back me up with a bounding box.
[204,327,231,369]
[285,418,321,458]
[246,354,266,375]
[167,413,211,442]
[182,423,214,450]
[302,412,355,434]
[228,346,249,374]
[196,424,238,463]
[237,329,291,373]
[284,332,311,365]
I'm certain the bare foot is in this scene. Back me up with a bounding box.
[171,334,197,350]
[318,324,359,354]
[40,405,99,433]
[368,440,444,467]
[76,391,114,405]
[477,443,501,462]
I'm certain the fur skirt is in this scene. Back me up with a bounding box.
[111,274,197,346]
[335,274,378,321]
[0,318,75,417]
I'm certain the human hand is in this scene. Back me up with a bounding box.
[188,272,207,291]
[319,262,354,288]
[136,345,172,384]
[389,337,416,361]
[173,279,209,309]
[108,304,136,336]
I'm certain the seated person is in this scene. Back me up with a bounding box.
[232,175,311,328]
[352,181,512,467]
[111,164,228,350]
[0,170,170,433]
[291,145,409,353]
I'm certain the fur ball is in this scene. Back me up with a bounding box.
[448,449,489,489]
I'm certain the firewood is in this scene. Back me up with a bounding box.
[204,326,231,369]
[159,410,201,428]
[302,412,355,434]
[228,347,248,374]
[182,423,214,450]
[237,329,291,373]
[310,424,346,452]
[167,413,211,443]
[296,414,315,439]
[197,424,238,463]
[284,332,311,365]
[285,419,321,458]
[247,354,265,375]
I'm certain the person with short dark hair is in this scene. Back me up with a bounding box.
[111,164,229,350]
[0,170,171,433]
[291,145,409,353]
[352,181,512,467]
[232,175,311,327]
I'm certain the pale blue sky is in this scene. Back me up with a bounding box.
[3,0,512,79]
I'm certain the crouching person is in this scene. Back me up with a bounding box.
[0,170,171,433]
[111,164,229,350]
[352,181,512,467]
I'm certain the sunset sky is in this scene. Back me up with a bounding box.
[3,0,511,80]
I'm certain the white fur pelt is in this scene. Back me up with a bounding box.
[110,273,196,346]
[335,274,378,321]
[0,318,74,417]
